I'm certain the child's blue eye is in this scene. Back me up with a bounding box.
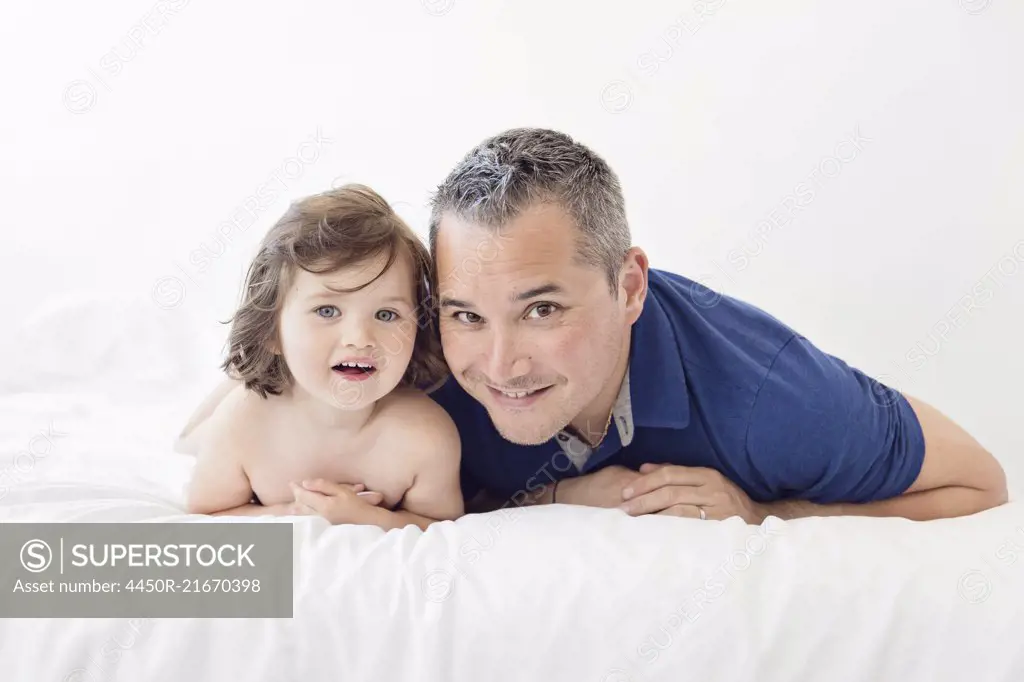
[375,310,398,322]
[315,305,339,318]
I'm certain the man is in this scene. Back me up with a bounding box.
[426,127,1007,523]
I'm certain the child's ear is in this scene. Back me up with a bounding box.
[265,335,281,355]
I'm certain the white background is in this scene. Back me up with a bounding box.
[2,0,1022,492]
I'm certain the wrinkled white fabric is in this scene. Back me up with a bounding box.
[1,293,1021,682]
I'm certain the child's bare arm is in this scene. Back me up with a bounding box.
[185,388,284,516]
[209,502,306,516]
[175,377,241,454]
[398,431,464,521]
[366,400,464,530]
[290,399,463,531]
[296,460,462,531]
[286,395,464,531]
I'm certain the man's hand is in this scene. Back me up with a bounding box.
[618,463,766,524]
[555,465,645,508]
[288,480,385,523]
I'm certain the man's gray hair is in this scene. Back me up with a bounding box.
[428,128,631,289]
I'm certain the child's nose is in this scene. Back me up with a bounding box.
[342,320,375,349]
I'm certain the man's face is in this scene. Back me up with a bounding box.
[436,203,641,445]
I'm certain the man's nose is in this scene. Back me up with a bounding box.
[484,329,531,383]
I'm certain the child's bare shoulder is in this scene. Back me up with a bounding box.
[210,383,273,421]
[201,384,275,453]
[375,388,461,457]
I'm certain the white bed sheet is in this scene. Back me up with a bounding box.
[1,293,1022,682]
[2,388,1023,682]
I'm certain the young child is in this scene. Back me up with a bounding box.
[182,184,464,531]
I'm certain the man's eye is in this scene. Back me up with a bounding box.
[315,305,339,318]
[526,303,558,319]
[454,311,482,324]
[376,310,398,323]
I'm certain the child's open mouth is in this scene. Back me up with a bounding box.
[332,361,377,381]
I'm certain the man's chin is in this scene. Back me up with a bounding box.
[473,385,568,445]
[491,420,562,447]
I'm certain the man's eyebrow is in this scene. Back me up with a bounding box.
[439,285,565,309]
[512,283,564,301]
[439,297,473,309]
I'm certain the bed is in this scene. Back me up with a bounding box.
[1,293,1022,682]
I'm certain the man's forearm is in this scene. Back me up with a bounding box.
[761,485,1006,522]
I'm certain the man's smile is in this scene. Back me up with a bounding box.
[485,384,554,408]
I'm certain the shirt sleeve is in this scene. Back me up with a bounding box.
[744,335,926,504]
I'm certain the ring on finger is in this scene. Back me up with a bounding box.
[697,505,706,520]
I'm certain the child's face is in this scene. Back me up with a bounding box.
[276,249,420,411]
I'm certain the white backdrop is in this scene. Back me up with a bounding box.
[2,0,1022,492]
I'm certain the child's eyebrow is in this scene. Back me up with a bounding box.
[304,289,346,301]
[305,290,414,306]
[378,295,415,306]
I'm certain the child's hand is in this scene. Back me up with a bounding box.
[270,501,318,516]
[289,479,385,524]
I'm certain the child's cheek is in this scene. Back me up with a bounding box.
[373,320,417,372]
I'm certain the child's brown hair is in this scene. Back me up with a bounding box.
[221,184,447,398]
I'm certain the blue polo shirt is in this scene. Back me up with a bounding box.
[429,268,926,506]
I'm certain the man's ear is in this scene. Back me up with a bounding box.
[619,247,649,325]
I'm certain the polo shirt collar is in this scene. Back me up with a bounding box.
[628,291,691,430]
[554,363,635,471]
